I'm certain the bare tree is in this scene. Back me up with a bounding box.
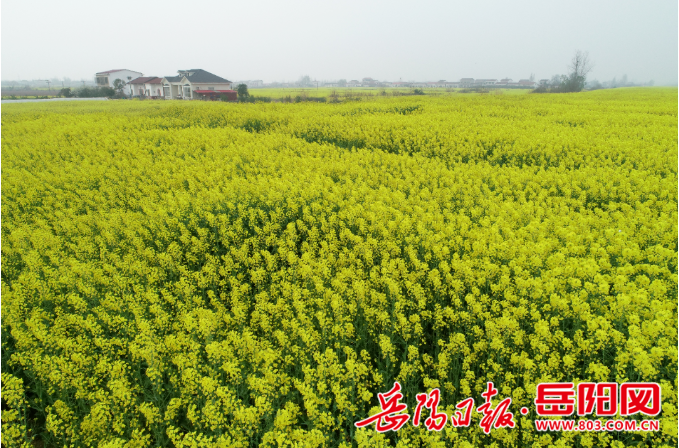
[557,50,594,92]
[569,50,594,80]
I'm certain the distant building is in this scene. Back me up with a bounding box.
[427,80,450,88]
[95,69,143,95]
[161,69,233,100]
[518,79,537,87]
[347,80,362,87]
[128,77,163,98]
[235,80,264,88]
[459,78,475,87]
[474,79,497,86]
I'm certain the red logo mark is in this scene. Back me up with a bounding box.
[577,382,617,416]
[477,382,516,434]
[535,383,575,416]
[451,397,475,427]
[354,382,410,432]
[413,388,448,431]
[620,383,661,416]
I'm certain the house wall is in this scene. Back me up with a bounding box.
[96,70,143,95]
[191,82,233,91]
[130,84,145,96]
[161,83,180,99]
[160,81,233,100]
[146,84,163,97]
[128,83,162,97]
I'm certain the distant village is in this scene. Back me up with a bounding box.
[93,69,542,100]
[2,69,654,99]
[232,77,542,89]
[94,69,237,100]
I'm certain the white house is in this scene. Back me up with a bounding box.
[517,79,537,88]
[474,79,498,86]
[161,69,233,100]
[128,77,163,98]
[95,69,143,95]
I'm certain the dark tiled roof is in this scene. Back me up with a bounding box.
[163,76,182,82]
[179,69,231,83]
[129,76,158,84]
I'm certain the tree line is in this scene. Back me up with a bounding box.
[533,51,594,93]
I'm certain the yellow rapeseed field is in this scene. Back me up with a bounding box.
[1,88,677,447]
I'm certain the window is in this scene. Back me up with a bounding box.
[127,76,132,80]
[183,85,191,97]
[208,87,214,90]
[163,86,170,97]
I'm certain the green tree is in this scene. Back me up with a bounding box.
[113,79,127,96]
[75,86,115,98]
[237,84,249,99]
[58,87,74,98]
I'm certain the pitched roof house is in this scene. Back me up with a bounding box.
[161,69,233,99]
[128,77,163,98]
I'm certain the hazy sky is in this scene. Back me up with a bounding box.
[2,0,677,84]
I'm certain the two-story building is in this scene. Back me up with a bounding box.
[95,69,143,95]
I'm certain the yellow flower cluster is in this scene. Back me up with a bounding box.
[1,88,677,447]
